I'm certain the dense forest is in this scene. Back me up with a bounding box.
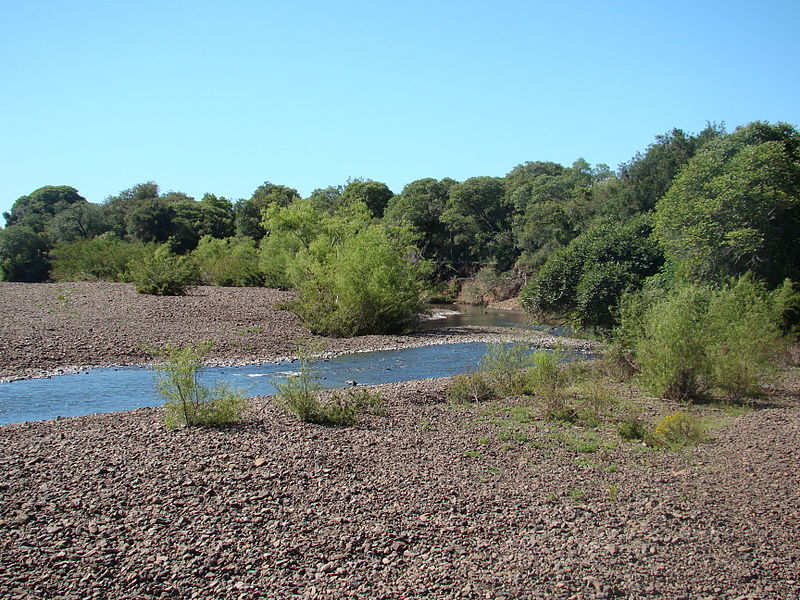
[2,121,799,347]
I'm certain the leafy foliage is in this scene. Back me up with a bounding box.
[153,342,247,429]
[0,226,51,282]
[50,236,150,282]
[654,121,800,286]
[129,245,199,295]
[520,215,663,330]
[192,236,263,286]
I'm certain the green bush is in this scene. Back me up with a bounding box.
[652,411,708,448]
[50,236,150,282]
[621,276,790,401]
[290,223,427,336]
[129,245,199,295]
[192,235,263,287]
[478,342,535,396]
[274,348,385,425]
[153,342,247,429]
[634,285,711,401]
[446,372,495,404]
[617,417,649,441]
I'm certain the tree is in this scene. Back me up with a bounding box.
[235,182,300,241]
[0,226,51,282]
[384,177,455,264]
[103,182,160,237]
[611,124,724,219]
[339,179,394,218]
[4,186,87,232]
[653,121,800,286]
[45,202,109,244]
[520,215,663,330]
[507,159,607,270]
[441,176,514,270]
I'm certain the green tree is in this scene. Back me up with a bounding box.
[654,121,800,286]
[4,186,87,232]
[235,182,300,241]
[0,226,51,281]
[441,176,514,270]
[45,202,109,244]
[103,182,160,237]
[611,124,724,219]
[384,177,455,266]
[339,179,394,218]
[520,215,663,330]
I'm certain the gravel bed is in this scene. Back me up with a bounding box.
[1,378,799,599]
[0,282,598,381]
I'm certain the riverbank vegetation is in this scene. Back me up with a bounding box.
[2,120,798,351]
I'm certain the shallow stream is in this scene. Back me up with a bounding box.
[0,305,580,425]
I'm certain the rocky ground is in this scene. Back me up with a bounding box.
[1,281,798,599]
[0,282,594,381]
[1,375,799,599]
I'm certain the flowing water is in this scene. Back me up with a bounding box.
[0,305,582,425]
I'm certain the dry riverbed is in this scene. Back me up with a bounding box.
[1,282,798,599]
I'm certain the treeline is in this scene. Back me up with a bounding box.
[2,121,799,342]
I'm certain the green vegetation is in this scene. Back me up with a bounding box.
[274,344,385,426]
[615,275,792,401]
[2,120,797,355]
[129,246,199,295]
[153,342,247,429]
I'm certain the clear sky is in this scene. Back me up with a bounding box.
[1,0,798,217]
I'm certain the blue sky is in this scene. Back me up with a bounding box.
[1,0,798,217]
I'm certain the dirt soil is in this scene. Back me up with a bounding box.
[0,282,596,381]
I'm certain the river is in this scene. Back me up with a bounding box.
[0,305,580,425]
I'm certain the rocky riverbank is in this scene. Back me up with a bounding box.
[0,282,597,381]
[1,375,799,599]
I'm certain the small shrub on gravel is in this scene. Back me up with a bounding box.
[652,411,708,448]
[154,342,247,429]
[275,347,385,426]
[617,417,649,441]
[479,342,535,396]
[446,373,495,404]
[130,245,199,296]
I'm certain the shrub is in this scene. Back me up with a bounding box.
[652,411,708,447]
[446,372,495,404]
[290,223,428,336]
[478,342,535,396]
[705,276,789,400]
[617,417,649,441]
[527,350,574,421]
[621,275,791,401]
[274,347,385,425]
[50,236,149,282]
[634,285,711,401]
[129,245,199,295]
[153,342,247,428]
[193,235,263,287]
